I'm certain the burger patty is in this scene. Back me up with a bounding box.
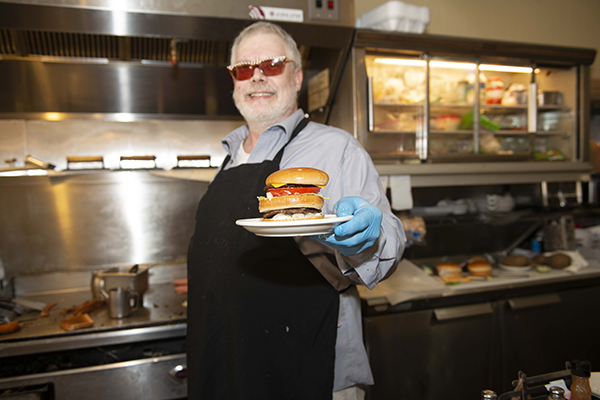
[262,207,321,219]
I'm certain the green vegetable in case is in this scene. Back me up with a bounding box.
[458,110,501,132]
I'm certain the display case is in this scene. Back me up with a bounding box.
[329,31,596,187]
[366,56,578,162]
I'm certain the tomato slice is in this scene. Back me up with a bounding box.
[267,186,320,197]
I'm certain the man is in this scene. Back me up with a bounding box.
[186,21,406,400]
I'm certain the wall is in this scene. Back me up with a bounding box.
[354,0,600,80]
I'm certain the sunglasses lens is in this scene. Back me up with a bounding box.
[229,58,288,81]
[260,59,286,76]
[232,65,254,81]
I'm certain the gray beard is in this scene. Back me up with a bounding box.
[233,83,298,130]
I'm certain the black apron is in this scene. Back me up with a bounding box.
[187,118,340,400]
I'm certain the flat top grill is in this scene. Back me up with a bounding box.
[0,264,187,357]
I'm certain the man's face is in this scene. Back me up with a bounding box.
[231,32,303,127]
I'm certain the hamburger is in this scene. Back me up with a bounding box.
[258,167,328,221]
[436,262,462,278]
[467,261,492,276]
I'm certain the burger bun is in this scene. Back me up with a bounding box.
[263,213,324,222]
[266,167,329,187]
[436,262,462,278]
[467,261,492,276]
[259,194,324,213]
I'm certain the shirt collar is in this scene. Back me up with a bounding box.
[277,109,306,141]
[221,109,306,155]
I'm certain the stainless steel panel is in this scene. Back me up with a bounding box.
[502,286,600,384]
[0,59,238,116]
[0,353,187,400]
[0,0,354,27]
[0,3,354,120]
[0,120,26,164]
[364,307,499,400]
[0,171,208,275]
[12,262,186,294]
[22,119,239,171]
[0,324,187,357]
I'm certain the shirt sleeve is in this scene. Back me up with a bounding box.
[323,140,406,290]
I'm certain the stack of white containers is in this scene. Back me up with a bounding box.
[355,1,430,34]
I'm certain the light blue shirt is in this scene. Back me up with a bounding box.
[221,109,406,391]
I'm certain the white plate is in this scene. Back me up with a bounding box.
[591,371,600,396]
[499,263,533,273]
[236,214,353,237]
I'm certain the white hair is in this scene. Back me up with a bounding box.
[230,21,302,70]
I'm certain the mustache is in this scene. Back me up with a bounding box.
[239,83,277,96]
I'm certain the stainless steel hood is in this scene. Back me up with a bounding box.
[0,0,355,26]
[0,0,355,123]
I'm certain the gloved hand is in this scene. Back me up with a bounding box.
[314,196,382,256]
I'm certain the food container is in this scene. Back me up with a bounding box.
[538,91,563,106]
[501,83,527,106]
[485,76,504,104]
[433,114,461,131]
[91,265,149,302]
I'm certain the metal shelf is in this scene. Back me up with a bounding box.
[371,129,570,136]
[372,103,570,112]
[374,161,593,187]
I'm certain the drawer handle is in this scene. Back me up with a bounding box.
[434,302,493,321]
[508,294,561,310]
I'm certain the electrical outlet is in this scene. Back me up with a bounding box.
[308,0,340,22]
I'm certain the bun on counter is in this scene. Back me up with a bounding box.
[468,255,488,264]
[436,263,462,278]
[468,261,492,276]
[548,253,571,269]
[501,255,530,267]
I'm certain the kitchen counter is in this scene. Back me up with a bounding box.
[358,255,600,311]
[0,264,187,358]
[361,256,600,400]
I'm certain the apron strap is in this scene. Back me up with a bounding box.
[272,117,308,165]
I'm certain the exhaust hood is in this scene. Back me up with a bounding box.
[0,0,355,123]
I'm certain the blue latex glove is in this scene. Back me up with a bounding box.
[314,196,382,256]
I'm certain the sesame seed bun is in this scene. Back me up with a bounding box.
[265,167,329,187]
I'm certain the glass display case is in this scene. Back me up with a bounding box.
[365,55,577,162]
[328,30,596,183]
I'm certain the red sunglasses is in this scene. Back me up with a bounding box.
[227,56,293,81]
